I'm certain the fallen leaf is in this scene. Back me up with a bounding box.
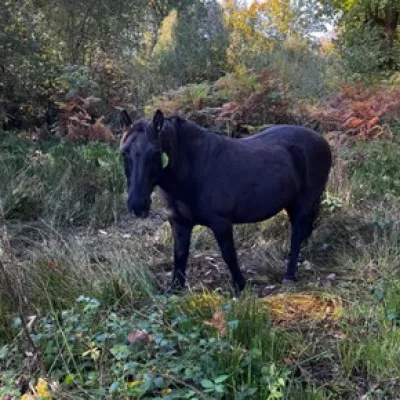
[204,311,227,336]
[344,117,364,129]
[367,116,380,130]
[127,329,154,344]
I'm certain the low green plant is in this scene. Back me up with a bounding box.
[348,140,400,200]
[179,83,211,110]
[322,193,344,213]
[1,293,294,399]
[215,66,261,102]
[337,280,400,386]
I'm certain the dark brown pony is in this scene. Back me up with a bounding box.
[120,109,332,294]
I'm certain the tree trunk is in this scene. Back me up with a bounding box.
[384,6,399,47]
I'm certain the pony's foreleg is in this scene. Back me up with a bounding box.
[169,220,192,292]
[211,221,246,296]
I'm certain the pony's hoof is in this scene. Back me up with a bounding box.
[164,284,185,296]
[281,278,296,287]
[233,279,246,297]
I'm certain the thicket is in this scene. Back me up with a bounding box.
[2,0,400,139]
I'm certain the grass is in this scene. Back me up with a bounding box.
[0,133,126,227]
[1,130,400,399]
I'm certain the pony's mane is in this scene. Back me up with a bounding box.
[119,118,148,151]
[161,116,186,170]
[161,114,213,174]
[120,113,206,169]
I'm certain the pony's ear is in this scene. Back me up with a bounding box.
[120,110,132,130]
[153,109,164,132]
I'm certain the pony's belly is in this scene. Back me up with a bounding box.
[229,182,295,224]
[231,206,285,224]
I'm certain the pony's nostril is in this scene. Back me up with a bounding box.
[127,194,151,218]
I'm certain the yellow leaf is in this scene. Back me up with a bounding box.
[162,388,172,397]
[21,395,36,400]
[36,378,52,399]
[127,379,143,388]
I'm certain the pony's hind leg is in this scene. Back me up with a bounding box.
[284,198,321,281]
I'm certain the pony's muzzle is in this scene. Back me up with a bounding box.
[128,197,151,218]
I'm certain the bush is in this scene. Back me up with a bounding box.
[310,84,400,140]
[150,67,295,137]
[0,134,125,227]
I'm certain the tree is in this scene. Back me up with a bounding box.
[325,0,400,47]
[323,0,400,73]
[222,0,333,68]
[147,0,194,55]
[290,0,337,37]
[153,1,228,85]
[0,0,61,129]
[34,0,148,64]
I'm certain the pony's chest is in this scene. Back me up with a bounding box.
[164,198,197,223]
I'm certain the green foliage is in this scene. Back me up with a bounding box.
[153,1,228,87]
[223,30,330,100]
[56,64,99,99]
[148,82,212,117]
[1,294,291,399]
[335,23,399,81]
[150,66,295,136]
[348,140,400,200]
[322,193,344,213]
[338,283,400,383]
[324,0,400,80]
[35,0,147,65]
[215,66,261,102]
[256,38,330,99]
[0,134,125,226]
[0,0,62,129]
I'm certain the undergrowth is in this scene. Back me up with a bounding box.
[1,126,400,399]
[0,133,125,227]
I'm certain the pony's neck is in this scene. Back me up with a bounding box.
[157,119,210,198]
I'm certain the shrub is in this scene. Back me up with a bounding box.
[310,84,400,140]
[150,67,295,137]
[0,135,125,227]
[148,83,213,116]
